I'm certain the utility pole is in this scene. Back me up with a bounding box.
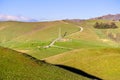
[58,27,62,39]
[44,27,62,48]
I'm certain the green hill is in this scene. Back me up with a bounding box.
[0,19,120,80]
[0,46,90,80]
[0,20,119,59]
[0,21,81,58]
[0,21,79,42]
[45,48,120,80]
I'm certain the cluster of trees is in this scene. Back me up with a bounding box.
[94,22,118,29]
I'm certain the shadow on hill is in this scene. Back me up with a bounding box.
[18,51,102,80]
[55,65,102,80]
[22,53,46,64]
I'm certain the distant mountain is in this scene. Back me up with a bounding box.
[0,14,38,22]
[91,14,120,21]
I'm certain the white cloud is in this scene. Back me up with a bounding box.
[0,14,38,22]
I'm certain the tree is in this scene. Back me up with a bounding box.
[110,22,118,28]
[94,22,99,28]
[94,22,118,29]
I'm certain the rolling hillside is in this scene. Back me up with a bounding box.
[0,19,119,59]
[0,20,81,59]
[0,19,120,80]
[0,46,90,80]
[45,48,120,80]
[0,21,79,42]
[0,19,119,57]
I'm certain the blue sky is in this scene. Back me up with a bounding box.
[0,0,120,21]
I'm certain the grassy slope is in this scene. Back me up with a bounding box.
[45,48,120,80]
[0,21,80,59]
[0,20,119,44]
[66,20,119,40]
[0,46,89,80]
[15,21,79,41]
[0,20,119,59]
[0,21,60,42]
[42,20,120,80]
[0,21,79,42]
[0,20,120,80]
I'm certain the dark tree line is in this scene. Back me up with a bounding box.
[94,22,118,29]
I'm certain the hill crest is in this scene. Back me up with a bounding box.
[91,14,120,21]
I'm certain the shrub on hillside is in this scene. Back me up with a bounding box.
[94,22,118,29]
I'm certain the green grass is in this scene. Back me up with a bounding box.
[0,20,119,43]
[0,46,89,80]
[0,20,120,80]
[0,41,69,59]
[0,21,61,42]
[45,48,120,80]
[14,21,79,41]
[56,40,112,49]
[0,21,79,42]
[0,20,119,60]
[0,39,113,60]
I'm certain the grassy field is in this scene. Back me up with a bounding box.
[45,48,120,80]
[0,39,113,60]
[0,46,90,80]
[0,21,79,42]
[0,19,120,79]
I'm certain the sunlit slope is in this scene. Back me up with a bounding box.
[0,21,60,42]
[0,19,120,80]
[66,20,100,41]
[0,20,119,43]
[66,20,120,44]
[15,21,79,41]
[0,21,79,42]
[0,46,89,80]
[0,20,119,60]
[45,48,120,80]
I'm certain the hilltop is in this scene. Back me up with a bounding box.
[91,14,120,21]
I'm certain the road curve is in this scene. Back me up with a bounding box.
[76,26,83,32]
[79,26,83,32]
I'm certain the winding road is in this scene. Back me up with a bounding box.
[44,22,84,48]
[77,26,83,32]
[79,26,84,32]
